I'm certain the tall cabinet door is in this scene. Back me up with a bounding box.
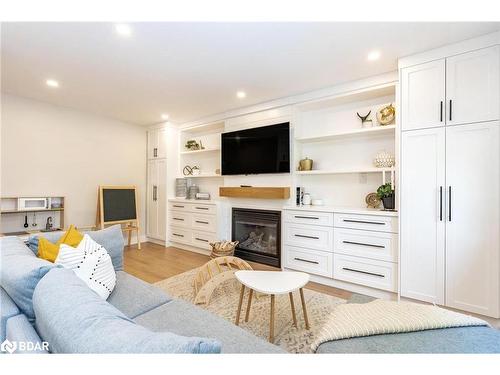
[147,130,158,160]
[446,46,500,126]
[147,160,158,238]
[445,122,499,318]
[401,60,446,131]
[400,128,446,304]
[156,159,167,241]
[156,128,168,159]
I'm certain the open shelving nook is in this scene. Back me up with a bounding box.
[293,81,397,207]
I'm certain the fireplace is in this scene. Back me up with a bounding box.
[232,208,281,267]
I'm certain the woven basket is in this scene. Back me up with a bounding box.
[209,240,239,258]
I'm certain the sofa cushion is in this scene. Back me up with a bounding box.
[315,326,500,353]
[108,271,171,318]
[134,299,285,353]
[0,237,55,322]
[38,225,84,262]
[28,224,124,271]
[33,268,221,353]
[6,314,49,354]
[1,287,21,342]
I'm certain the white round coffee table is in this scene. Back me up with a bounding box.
[234,270,310,342]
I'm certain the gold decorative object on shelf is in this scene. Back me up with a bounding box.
[374,150,395,168]
[298,157,313,171]
[376,103,396,126]
[184,140,205,151]
[365,192,381,209]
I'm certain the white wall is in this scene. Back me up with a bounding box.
[1,94,147,237]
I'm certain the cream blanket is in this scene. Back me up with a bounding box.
[311,299,488,351]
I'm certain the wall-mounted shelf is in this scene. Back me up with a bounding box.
[219,187,290,199]
[295,167,394,175]
[1,207,64,214]
[296,125,396,143]
[182,174,223,178]
[180,147,221,155]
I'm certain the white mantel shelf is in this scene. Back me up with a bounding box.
[296,124,396,143]
[283,205,398,217]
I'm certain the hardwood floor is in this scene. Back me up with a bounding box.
[124,242,352,300]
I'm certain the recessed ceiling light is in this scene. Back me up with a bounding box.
[161,114,169,121]
[46,79,59,88]
[367,50,381,61]
[115,24,132,37]
[236,91,246,99]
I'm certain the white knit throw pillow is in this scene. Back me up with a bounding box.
[55,234,116,299]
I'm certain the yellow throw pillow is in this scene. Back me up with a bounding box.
[37,225,84,262]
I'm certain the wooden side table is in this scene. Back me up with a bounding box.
[234,270,310,342]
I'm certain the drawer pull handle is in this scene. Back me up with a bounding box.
[195,207,209,210]
[173,233,184,237]
[173,205,185,208]
[195,220,209,224]
[342,240,385,249]
[173,218,184,221]
[294,216,319,220]
[294,234,320,240]
[294,257,319,265]
[195,237,209,242]
[342,267,385,278]
[343,219,385,225]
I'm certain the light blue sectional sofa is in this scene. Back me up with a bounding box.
[0,225,283,354]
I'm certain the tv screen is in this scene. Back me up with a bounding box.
[221,122,290,175]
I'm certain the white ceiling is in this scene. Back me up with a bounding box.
[2,22,499,125]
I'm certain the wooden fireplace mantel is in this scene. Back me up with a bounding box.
[219,187,290,199]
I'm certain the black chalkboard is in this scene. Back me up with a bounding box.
[102,188,137,223]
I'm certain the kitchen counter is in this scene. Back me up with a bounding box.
[282,205,399,217]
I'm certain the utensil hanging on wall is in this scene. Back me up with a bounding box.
[24,214,29,228]
[32,212,37,227]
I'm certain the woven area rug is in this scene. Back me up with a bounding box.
[154,268,346,353]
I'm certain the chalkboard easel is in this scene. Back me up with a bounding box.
[96,185,141,250]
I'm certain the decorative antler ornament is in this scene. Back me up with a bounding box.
[356,110,371,122]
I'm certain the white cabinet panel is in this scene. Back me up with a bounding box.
[334,228,398,263]
[169,227,192,245]
[284,223,334,252]
[445,122,499,317]
[401,59,446,131]
[146,160,158,238]
[147,128,168,159]
[446,46,500,126]
[284,246,333,278]
[334,213,397,233]
[283,210,334,227]
[169,211,192,229]
[400,128,446,304]
[192,231,217,250]
[191,213,217,232]
[147,159,166,241]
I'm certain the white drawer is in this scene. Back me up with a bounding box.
[189,203,216,215]
[169,211,192,228]
[333,254,397,292]
[284,246,333,278]
[191,213,217,232]
[169,201,191,212]
[169,227,192,245]
[284,223,333,252]
[334,213,397,233]
[192,231,217,250]
[334,228,398,262]
[284,210,334,227]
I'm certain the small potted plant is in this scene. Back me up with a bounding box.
[376,182,395,210]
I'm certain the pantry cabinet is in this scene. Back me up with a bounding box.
[147,159,167,240]
[401,45,499,131]
[147,128,167,159]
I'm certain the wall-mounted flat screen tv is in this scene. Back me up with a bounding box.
[221,122,290,175]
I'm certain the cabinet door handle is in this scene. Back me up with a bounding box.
[152,186,157,201]
[294,215,319,220]
[294,234,320,240]
[294,257,319,265]
[449,100,452,121]
[173,233,184,237]
[439,186,443,221]
[153,147,158,157]
[342,240,385,249]
[195,237,209,242]
[173,218,184,221]
[195,207,209,210]
[440,101,443,122]
[342,267,385,278]
[448,186,452,222]
[173,205,184,208]
[195,220,209,224]
[343,219,385,225]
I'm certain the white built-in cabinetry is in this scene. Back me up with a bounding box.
[400,43,500,318]
[283,208,398,294]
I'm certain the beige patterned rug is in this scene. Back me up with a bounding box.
[154,268,346,353]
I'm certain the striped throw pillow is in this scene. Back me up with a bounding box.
[55,234,116,299]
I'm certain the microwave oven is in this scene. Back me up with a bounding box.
[18,197,50,211]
